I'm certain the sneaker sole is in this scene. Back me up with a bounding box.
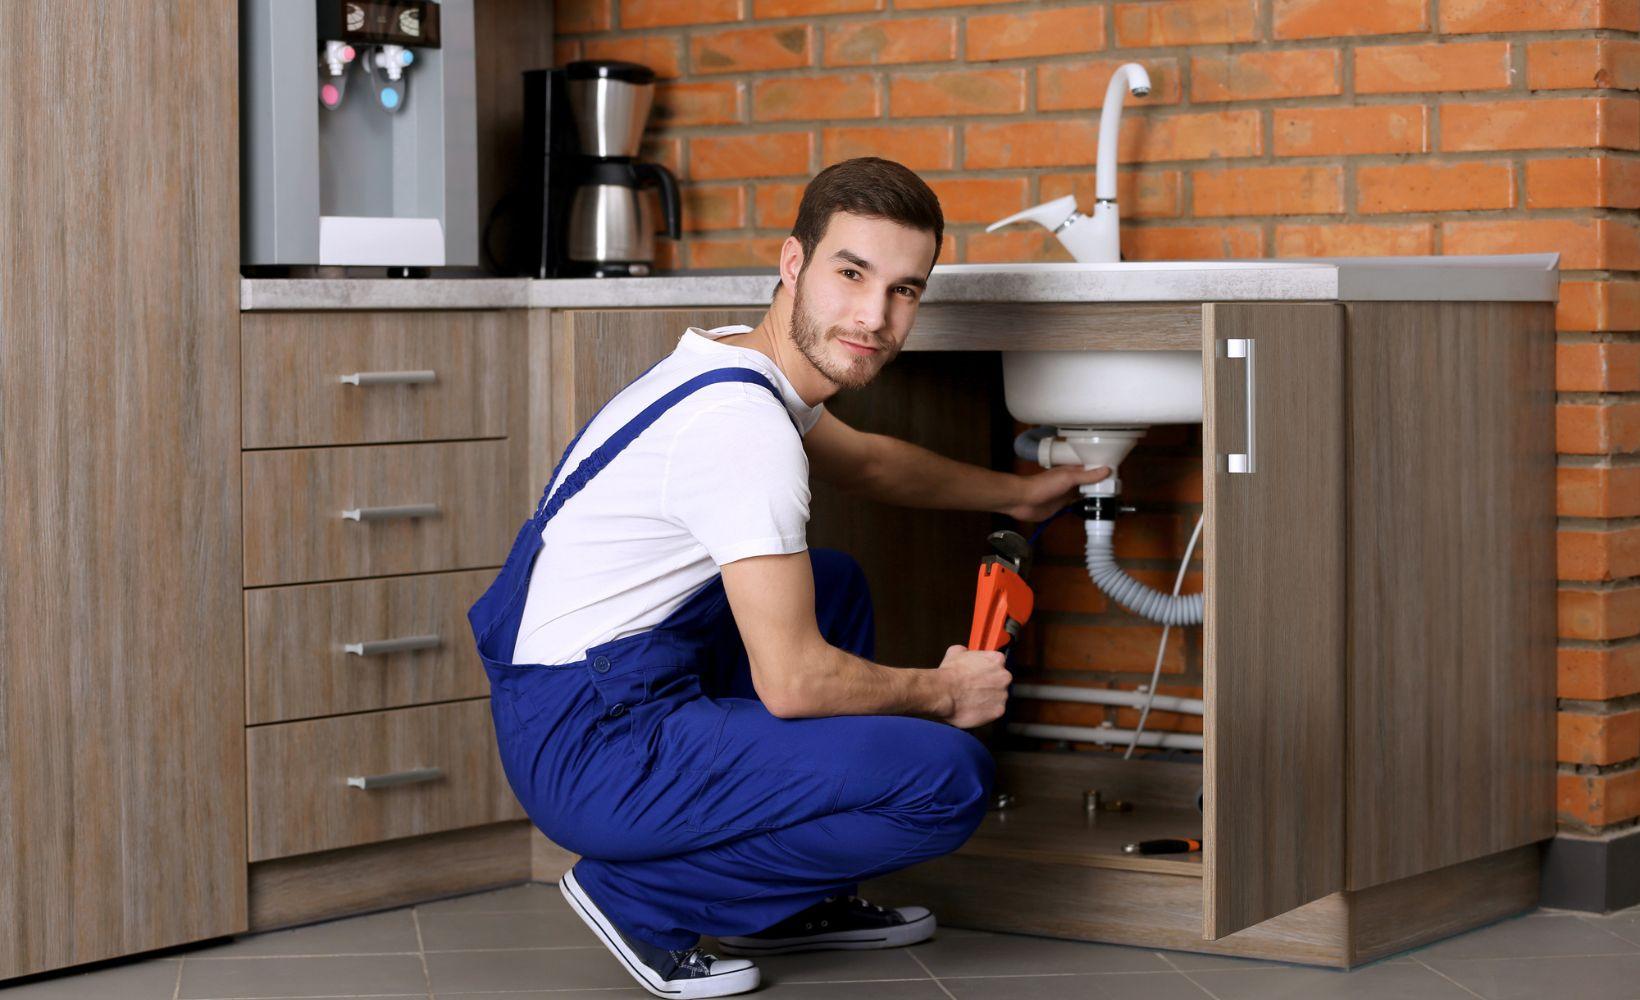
[716,911,937,956]
[559,868,761,999]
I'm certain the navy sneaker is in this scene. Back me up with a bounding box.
[560,866,759,998]
[716,894,936,956]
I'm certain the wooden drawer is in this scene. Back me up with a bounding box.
[243,440,514,587]
[242,311,511,449]
[246,699,525,862]
[245,571,495,725]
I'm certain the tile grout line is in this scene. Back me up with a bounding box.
[905,948,957,1000]
[1573,913,1640,951]
[1156,951,1228,1000]
[172,955,185,1000]
[411,907,434,1000]
[1411,955,1490,1000]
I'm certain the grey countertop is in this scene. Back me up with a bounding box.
[240,254,1560,311]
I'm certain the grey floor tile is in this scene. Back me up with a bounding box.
[943,970,1214,999]
[416,882,558,914]
[745,982,949,998]
[0,958,179,999]
[1581,910,1640,947]
[1411,911,1638,960]
[910,928,1171,978]
[1158,950,1292,971]
[697,940,928,984]
[1424,954,1640,1000]
[425,947,632,993]
[435,993,645,999]
[187,910,422,958]
[1188,961,1481,999]
[177,954,428,998]
[419,909,599,951]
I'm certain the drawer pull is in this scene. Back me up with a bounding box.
[346,766,444,790]
[341,503,441,522]
[344,634,442,657]
[338,370,437,386]
[1223,337,1257,475]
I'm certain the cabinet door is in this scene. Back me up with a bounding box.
[1202,303,1346,940]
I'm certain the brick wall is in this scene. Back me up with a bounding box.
[554,0,1640,843]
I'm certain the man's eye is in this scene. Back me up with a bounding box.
[895,286,918,298]
[840,269,859,279]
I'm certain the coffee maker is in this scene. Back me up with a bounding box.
[510,60,682,278]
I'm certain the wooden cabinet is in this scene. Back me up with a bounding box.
[535,302,1555,968]
[0,1,246,980]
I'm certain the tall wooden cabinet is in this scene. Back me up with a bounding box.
[0,2,246,979]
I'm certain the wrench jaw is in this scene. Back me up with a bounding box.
[985,530,1033,578]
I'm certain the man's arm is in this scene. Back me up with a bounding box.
[719,550,1008,726]
[804,410,1111,521]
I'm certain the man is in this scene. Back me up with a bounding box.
[468,157,1109,998]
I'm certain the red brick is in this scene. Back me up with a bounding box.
[1125,224,1264,260]
[583,35,685,79]
[1442,97,1640,152]
[1119,455,1204,502]
[1558,280,1640,333]
[1038,57,1182,110]
[1558,342,1640,393]
[1041,623,1189,673]
[964,120,1096,168]
[1530,39,1640,91]
[1529,157,1640,210]
[1558,766,1640,827]
[689,236,785,269]
[967,5,1105,61]
[1557,401,1640,454]
[692,25,811,75]
[1114,0,1258,46]
[896,0,1029,6]
[680,185,745,233]
[753,183,806,229]
[1274,0,1429,39]
[1559,711,1640,766]
[1442,0,1640,33]
[963,227,1071,264]
[926,177,1029,225]
[653,82,742,127]
[691,132,811,180]
[1444,219,1640,271]
[1274,223,1435,257]
[890,69,1026,117]
[1560,585,1640,642]
[1355,41,1514,95]
[557,0,612,34]
[1040,169,1184,219]
[1275,105,1429,156]
[1032,564,1110,614]
[824,17,956,66]
[1560,642,1640,700]
[1192,165,1344,217]
[1559,465,1640,518]
[554,40,583,65]
[1559,524,1640,582]
[640,138,683,175]
[822,125,955,171]
[1357,162,1515,214]
[755,0,880,15]
[754,73,878,122]
[1119,110,1263,163]
[1191,49,1342,103]
[622,0,740,28]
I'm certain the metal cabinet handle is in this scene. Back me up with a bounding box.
[344,634,441,657]
[1225,338,1256,475]
[338,370,436,386]
[346,767,444,790]
[341,503,440,521]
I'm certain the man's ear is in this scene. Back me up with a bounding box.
[779,236,805,294]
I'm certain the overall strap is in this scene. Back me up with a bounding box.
[532,367,787,528]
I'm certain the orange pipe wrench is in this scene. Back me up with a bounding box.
[967,530,1035,653]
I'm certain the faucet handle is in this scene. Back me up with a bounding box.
[985,194,1081,234]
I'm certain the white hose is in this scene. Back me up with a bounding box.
[1084,520,1203,627]
[1008,722,1203,751]
[1124,512,1206,759]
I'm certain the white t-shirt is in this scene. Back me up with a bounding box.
[512,325,825,666]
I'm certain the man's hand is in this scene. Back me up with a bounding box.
[934,644,1011,729]
[1001,465,1111,522]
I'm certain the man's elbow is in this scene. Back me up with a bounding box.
[750,647,827,719]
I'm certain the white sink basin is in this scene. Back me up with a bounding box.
[1003,350,1202,428]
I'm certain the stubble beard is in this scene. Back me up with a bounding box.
[789,274,900,391]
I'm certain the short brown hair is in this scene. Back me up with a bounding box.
[779,157,943,293]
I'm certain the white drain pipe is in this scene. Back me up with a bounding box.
[1008,722,1203,751]
[1011,683,1203,717]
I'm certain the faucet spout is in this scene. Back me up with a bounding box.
[1095,63,1151,203]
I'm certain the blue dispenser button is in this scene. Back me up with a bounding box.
[380,87,400,109]
[401,49,414,65]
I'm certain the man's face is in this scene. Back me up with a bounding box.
[787,212,935,391]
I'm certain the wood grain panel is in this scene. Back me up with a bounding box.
[907,303,1203,351]
[242,311,511,448]
[246,699,526,862]
[250,821,534,931]
[1344,302,1557,890]
[245,570,495,724]
[0,1,246,978]
[242,440,514,586]
[1202,303,1346,938]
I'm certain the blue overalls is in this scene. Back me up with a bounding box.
[469,367,995,952]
